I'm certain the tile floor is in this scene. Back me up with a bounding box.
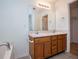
[49,52,77,59]
[18,52,78,59]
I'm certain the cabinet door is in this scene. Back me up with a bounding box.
[44,42,51,58]
[35,43,44,59]
[58,39,63,53]
[62,37,66,51]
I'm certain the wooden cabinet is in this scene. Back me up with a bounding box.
[58,34,67,53]
[29,34,67,59]
[51,36,57,55]
[35,37,51,58]
[35,43,44,59]
[58,38,63,53]
[29,37,51,59]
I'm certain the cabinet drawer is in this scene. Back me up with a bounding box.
[35,37,50,43]
[51,36,57,40]
[52,43,57,46]
[58,34,66,39]
[52,46,57,50]
[52,39,57,42]
[52,40,57,46]
[52,49,57,55]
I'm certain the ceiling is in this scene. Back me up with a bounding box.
[29,0,77,6]
[34,0,77,3]
[30,0,77,13]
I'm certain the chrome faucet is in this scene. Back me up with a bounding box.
[0,42,10,49]
[36,31,39,34]
[53,29,56,33]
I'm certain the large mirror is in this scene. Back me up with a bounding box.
[28,1,56,32]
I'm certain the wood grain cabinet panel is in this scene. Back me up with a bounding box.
[35,43,44,59]
[34,37,51,59]
[52,45,57,54]
[52,36,57,40]
[35,37,50,44]
[58,39,63,53]
[51,36,57,55]
[44,42,51,58]
[58,34,67,53]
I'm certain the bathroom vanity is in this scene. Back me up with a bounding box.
[29,32,67,59]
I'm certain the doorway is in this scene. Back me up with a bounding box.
[70,1,78,55]
[42,15,48,31]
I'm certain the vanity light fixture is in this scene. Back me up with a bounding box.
[37,3,51,9]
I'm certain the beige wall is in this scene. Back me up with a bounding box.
[55,0,70,52]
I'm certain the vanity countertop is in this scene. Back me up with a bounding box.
[29,31,67,38]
